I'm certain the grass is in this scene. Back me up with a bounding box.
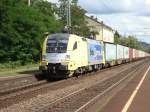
[0,63,39,77]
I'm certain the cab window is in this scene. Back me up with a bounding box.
[73,42,77,50]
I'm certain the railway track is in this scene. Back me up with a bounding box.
[0,59,148,111]
[0,71,43,91]
[35,59,149,112]
[0,76,73,109]
[0,59,142,95]
[0,61,131,95]
[0,80,47,96]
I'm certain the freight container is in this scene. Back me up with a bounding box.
[144,52,148,57]
[147,53,150,57]
[129,48,133,61]
[143,52,146,57]
[139,51,142,58]
[87,39,103,65]
[133,49,135,59]
[142,51,144,57]
[143,51,146,57]
[116,45,124,59]
[104,43,116,65]
[116,44,124,64]
[141,51,143,58]
[123,46,129,60]
[135,49,139,58]
[138,50,141,58]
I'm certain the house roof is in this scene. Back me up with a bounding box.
[85,15,113,31]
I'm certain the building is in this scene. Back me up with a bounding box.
[85,15,114,43]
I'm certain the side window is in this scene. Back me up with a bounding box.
[73,42,77,50]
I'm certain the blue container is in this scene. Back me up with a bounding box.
[87,39,103,65]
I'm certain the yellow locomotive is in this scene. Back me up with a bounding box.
[39,33,104,78]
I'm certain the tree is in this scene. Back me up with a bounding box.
[0,0,63,64]
[114,31,143,50]
[58,0,90,36]
[114,31,121,44]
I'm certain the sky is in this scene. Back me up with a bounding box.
[49,0,150,44]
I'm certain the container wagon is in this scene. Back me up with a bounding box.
[139,50,143,58]
[133,49,136,61]
[129,48,133,62]
[86,39,104,71]
[135,49,139,59]
[123,46,129,63]
[116,44,124,64]
[104,43,116,66]
[39,33,149,79]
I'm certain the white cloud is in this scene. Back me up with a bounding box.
[145,0,150,6]
[140,16,150,24]
[121,18,131,24]
[124,0,132,7]
[48,0,57,3]
[48,0,150,43]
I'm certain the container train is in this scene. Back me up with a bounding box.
[39,33,149,78]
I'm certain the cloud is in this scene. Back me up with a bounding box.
[79,0,150,16]
[78,0,134,14]
[48,0,58,3]
[48,0,150,43]
[140,17,150,24]
[49,0,150,16]
[139,11,150,16]
[79,0,150,43]
[145,0,150,6]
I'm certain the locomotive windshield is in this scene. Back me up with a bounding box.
[46,34,69,53]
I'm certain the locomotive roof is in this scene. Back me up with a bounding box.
[48,33,70,40]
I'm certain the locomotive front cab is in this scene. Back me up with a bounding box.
[39,33,77,78]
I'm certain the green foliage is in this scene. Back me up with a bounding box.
[140,42,150,53]
[1,0,148,68]
[114,31,149,52]
[0,0,90,66]
[0,61,21,69]
[114,31,121,44]
[58,0,90,36]
[71,5,90,36]
[0,0,63,65]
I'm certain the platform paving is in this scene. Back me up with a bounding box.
[102,63,150,112]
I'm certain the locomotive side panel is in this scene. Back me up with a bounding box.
[67,35,88,71]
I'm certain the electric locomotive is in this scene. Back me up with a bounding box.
[39,33,104,78]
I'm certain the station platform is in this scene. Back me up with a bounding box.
[102,63,150,112]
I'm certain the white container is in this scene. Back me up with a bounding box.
[104,43,116,61]
[116,44,124,60]
[123,46,129,59]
